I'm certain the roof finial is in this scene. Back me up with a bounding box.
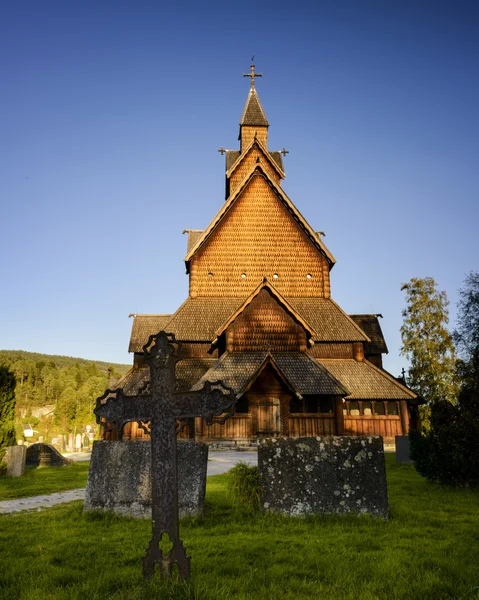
[243,57,262,90]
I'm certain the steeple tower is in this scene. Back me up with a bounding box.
[239,60,269,151]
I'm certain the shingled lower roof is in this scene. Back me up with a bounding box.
[317,359,417,400]
[128,296,370,351]
[128,314,173,353]
[113,367,149,396]
[349,315,388,354]
[191,351,348,398]
[288,298,370,343]
[113,359,217,396]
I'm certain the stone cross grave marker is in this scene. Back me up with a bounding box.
[94,331,236,580]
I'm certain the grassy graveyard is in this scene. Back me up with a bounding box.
[0,455,478,600]
[0,462,90,501]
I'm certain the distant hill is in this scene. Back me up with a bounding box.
[0,350,131,439]
[0,350,130,377]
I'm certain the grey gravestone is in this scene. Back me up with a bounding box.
[84,440,208,518]
[25,443,72,466]
[5,445,27,477]
[395,436,412,464]
[259,436,389,518]
[75,433,82,451]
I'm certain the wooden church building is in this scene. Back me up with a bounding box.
[107,64,418,444]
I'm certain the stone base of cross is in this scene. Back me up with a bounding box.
[94,331,236,580]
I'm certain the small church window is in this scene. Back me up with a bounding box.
[319,397,333,414]
[241,273,247,279]
[306,273,312,279]
[273,273,279,279]
[387,401,399,415]
[290,396,302,413]
[235,397,248,413]
[208,272,213,278]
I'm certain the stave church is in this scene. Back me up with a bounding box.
[104,64,419,444]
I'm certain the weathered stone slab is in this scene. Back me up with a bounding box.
[258,436,388,518]
[5,445,27,477]
[25,443,72,467]
[395,436,412,464]
[84,440,208,519]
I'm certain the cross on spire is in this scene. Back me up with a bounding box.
[244,57,262,90]
[281,148,289,157]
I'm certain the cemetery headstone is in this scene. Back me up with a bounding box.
[75,433,82,451]
[84,439,208,518]
[259,436,389,518]
[5,445,27,477]
[26,443,72,467]
[68,434,73,453]
[395,435,412,464]
[93,331,236,580]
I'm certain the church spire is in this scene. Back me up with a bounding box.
[239,59,269,150]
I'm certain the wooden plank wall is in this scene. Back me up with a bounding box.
[344,415,402,439]
[288,415,336,437]
[202,415,250,439]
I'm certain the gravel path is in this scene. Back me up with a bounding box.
[0,451,258,515]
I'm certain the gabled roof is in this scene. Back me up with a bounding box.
[128,296,371,350]
[226,149,284,173]
[226,137,285,180]
[317,359,417,401]
[288,298,370,343]
[240,88,269,127]
[184,165,335,266]
[215,280,316,339]
[128,314,172,353]
[191,351,349,398]
[349,314,388,354]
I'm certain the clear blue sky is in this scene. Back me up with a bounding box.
[1,0,478,377]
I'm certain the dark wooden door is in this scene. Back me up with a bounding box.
[258,397,281,434]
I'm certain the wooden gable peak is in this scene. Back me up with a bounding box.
[226,137,285,180]
[215,278,316,339]
[184,164,336,268]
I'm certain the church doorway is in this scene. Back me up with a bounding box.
[257,397,281,435]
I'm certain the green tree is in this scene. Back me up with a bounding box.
[400,277,457,405]
[0,366,17,475]
[454,271,479,364]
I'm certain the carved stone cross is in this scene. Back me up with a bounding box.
[94,331,236,580]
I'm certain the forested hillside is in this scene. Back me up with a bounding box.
[0,350,130,440]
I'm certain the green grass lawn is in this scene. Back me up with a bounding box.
[0,462,90,501]
[0,455,478,600]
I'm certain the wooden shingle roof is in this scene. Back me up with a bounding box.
[288,298,370,343]
[240,89,269,127]
[317,359,416,400]
[349,315,388,354]
[191,352,349,398]
[183,230,204,254]
[184,165,336,266]
[128,314,172,353]
[128,296,369,352]
[226,138,285,179]
[226,148,284,173]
